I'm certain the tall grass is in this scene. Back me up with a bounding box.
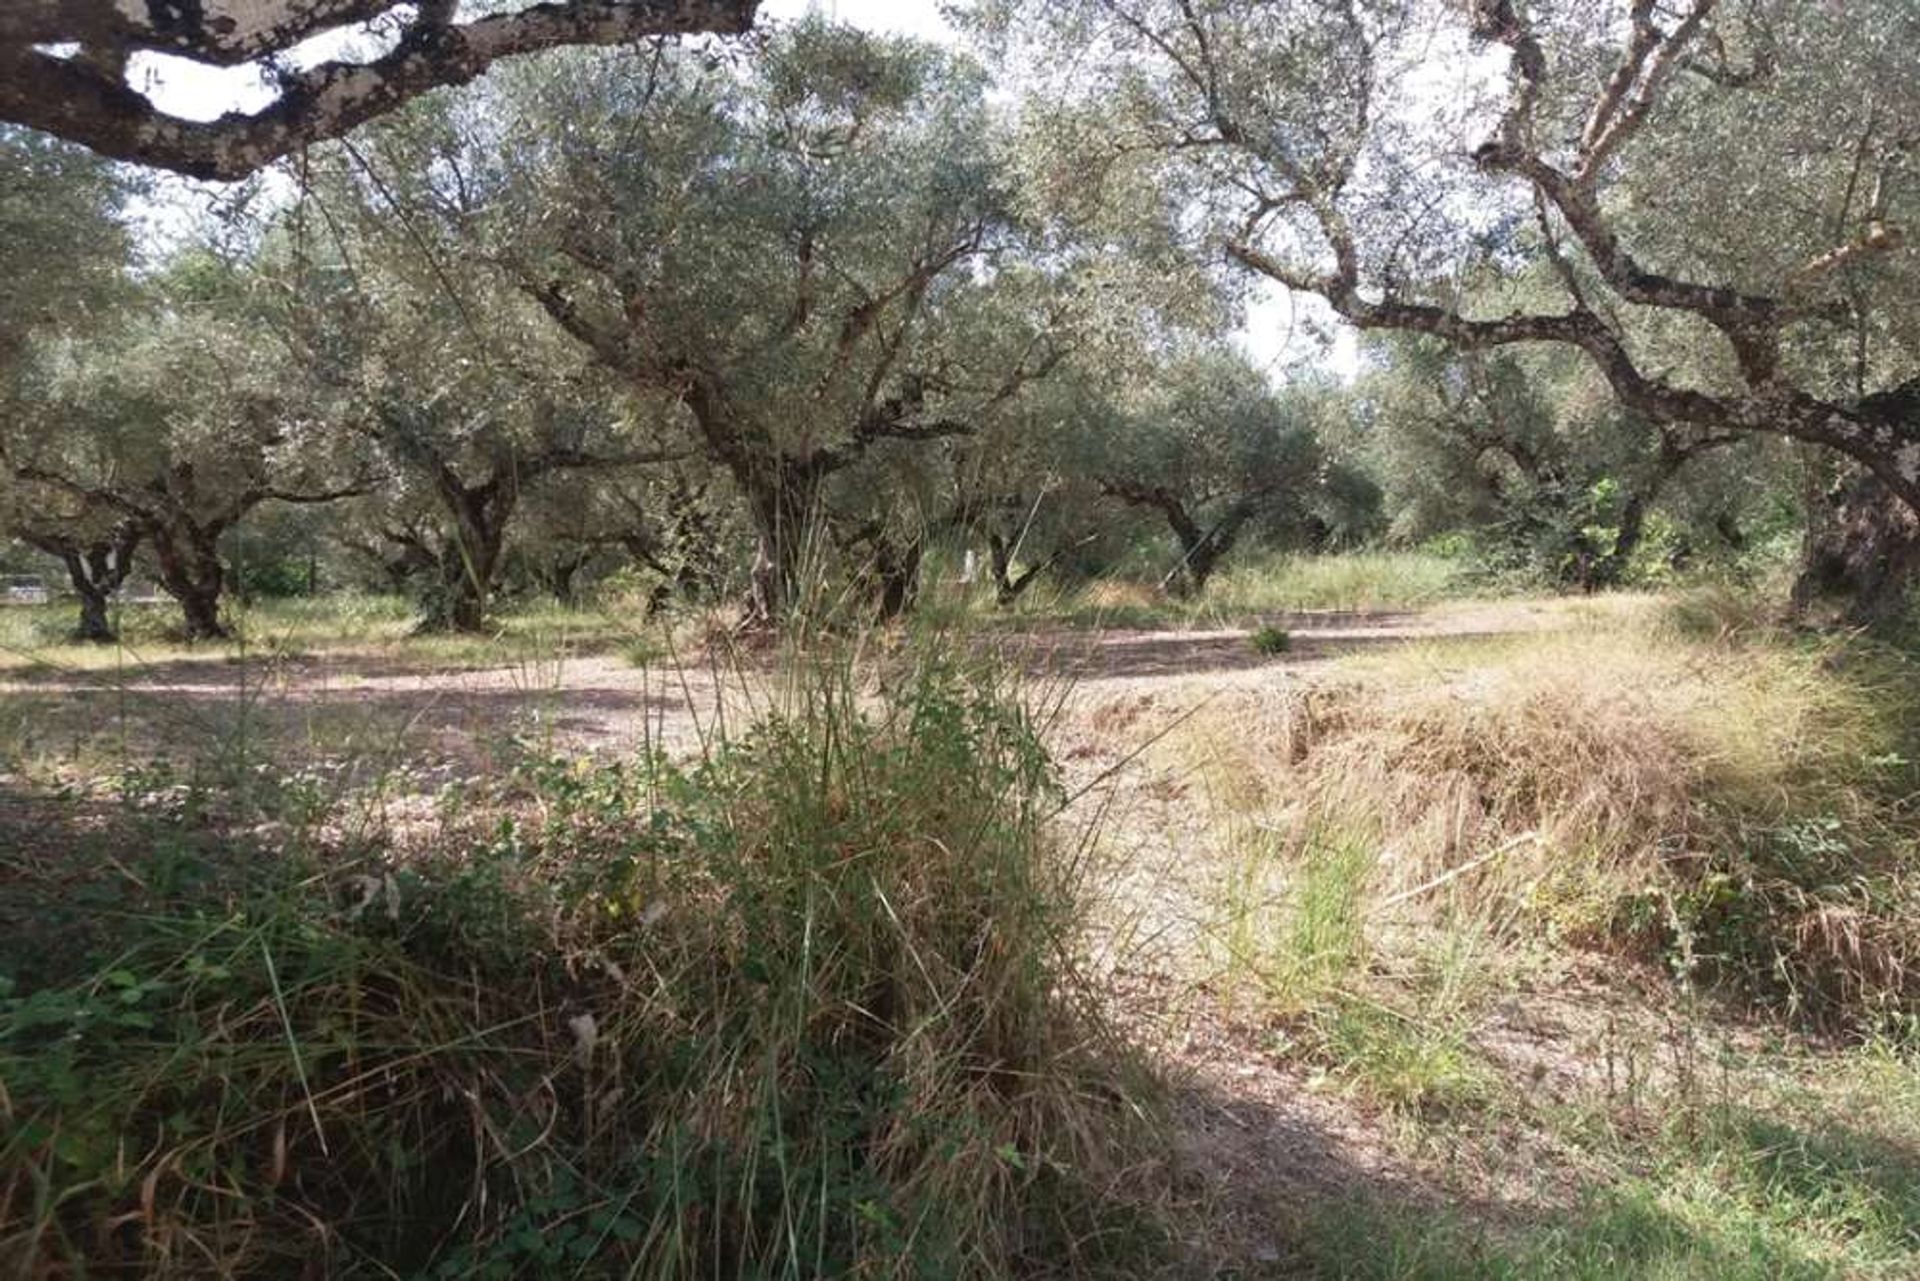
[0,649,1159,1277]
[1173,594,1920,1029]
[1204,551,1471,615]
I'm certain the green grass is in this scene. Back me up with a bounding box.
[0,552,1469,673]
[1290,1068,1920,1279]
[1249,623,1293,655]
[0,593,654,675]
[1214,551,1473,614]
[907,550,1477,633]
[0,646,1163,1277]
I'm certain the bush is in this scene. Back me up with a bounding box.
[1249,624,1292,655]
[0,652,1157,1277]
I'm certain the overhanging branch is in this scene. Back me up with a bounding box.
[0,0,761,180]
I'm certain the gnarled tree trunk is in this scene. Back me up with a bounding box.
[1793,471,1919,626]
[25,523,139,642]
[871,534,923,623]
[149,522,230,641]
[421,499,510,634]
[1100,479,1269,601]
[741,465,824,628]
[986,531,1049,608]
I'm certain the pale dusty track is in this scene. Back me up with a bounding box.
[0,596,1569,767]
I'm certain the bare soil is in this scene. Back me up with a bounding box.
[0,598,1562,764]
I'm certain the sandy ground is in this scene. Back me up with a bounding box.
[0,597,1567,762]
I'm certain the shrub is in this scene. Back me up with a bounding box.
[0,652,1157,1277]
[1249,624,1292,656]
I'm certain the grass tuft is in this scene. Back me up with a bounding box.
[1249,624,1293,656]
[0,648,1162,1277]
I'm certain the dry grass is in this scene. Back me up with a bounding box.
[1160,595,1920,1023]
[0,648,1165,1278]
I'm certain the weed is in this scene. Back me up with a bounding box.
[1250,624,1293,655]
[0,649,1163,1277]
[1308,997,1491,1120]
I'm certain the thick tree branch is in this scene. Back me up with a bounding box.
[0,1,761,180]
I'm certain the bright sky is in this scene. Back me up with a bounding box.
[772,0,958,41]
[133,0,1347,381]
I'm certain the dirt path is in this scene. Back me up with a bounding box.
[0,597,1569,772]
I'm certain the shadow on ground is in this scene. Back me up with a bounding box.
[6,749,1916,1281]
[995,623,1523,683]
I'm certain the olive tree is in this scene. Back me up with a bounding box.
[7,264,368,639]
[1357,333,1747,586]
[0,128,149,639]
[482,23,1076,622]
[0,127,140,365]
[0,485,141,641]
[244,113,691,633]
[1080,350,1360,596]
[991,0,1920,611]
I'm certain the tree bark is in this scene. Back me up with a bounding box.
[1172,528,1233,598]
[0,1,761,180]
[740,465,823,627]
[71,574,115,643]
[420,498,509,634]
[1103,481,1256,599]
[1793,471,1919,626]
[149,524,230,641]
[871,535,923,623]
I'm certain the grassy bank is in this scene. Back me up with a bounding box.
[1178,593,1920,1027]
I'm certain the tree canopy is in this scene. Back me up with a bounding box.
[2,2,1916,634]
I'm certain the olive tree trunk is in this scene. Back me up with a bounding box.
[1793,471,1919,626]
[149,524,230,641]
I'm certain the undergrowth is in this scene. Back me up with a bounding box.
[0,652,1160,1277]
[909,551,1475,632]
[1287,1047,1920,1280]
[1180,592,1920,1033]
[1156,590,1920,1272]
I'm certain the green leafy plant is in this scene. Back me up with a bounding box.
[1249,623,1293,656]
[0,648,1162,1278]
